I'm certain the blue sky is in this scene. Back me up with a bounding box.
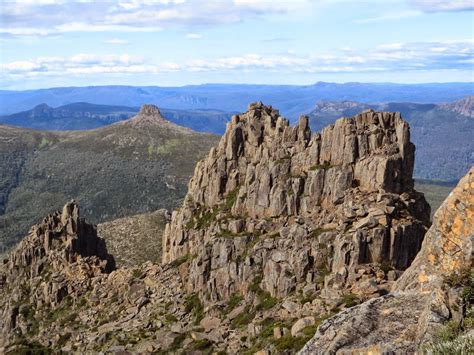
[0,0,473,89]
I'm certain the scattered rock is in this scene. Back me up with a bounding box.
[291,317,315,337]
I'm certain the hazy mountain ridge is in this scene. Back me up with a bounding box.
[1,82,473,118]
[440,95,474,118]
[0,102,231,134]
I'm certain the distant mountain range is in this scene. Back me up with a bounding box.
[1,82,473,119]
[0,105,219,251]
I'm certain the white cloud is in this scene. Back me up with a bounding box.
[186,39,474,73]
[0,0,304,37]
[55,22,163,33]
[105,38,130,45]
[408,0,474,12]
[233,0,308,12]
[3,60,43,72]
[1,39,472,81]
[354,10,421,24]
[0,53,180,79]
[117,0,187,11]
[186,33,202,39]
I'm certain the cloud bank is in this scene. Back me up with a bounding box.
[0,0,309,37]
[408,0,474,12]
[2,39,472,80]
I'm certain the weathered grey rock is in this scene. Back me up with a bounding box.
[200,316,221,332]
[291,317,315,337]
[300,168,474,354]
[0,103,436,354]
[162,103,429,307]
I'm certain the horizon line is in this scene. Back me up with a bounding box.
[2,81,474,92]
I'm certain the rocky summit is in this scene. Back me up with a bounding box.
[1,102,470,354]
[121,104,181,129]
[163,102,430,302]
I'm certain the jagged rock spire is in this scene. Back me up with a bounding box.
[162,102,429,303]
[6,200,115,273]
[122,104,170,127]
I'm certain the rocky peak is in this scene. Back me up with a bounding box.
[122,104,172,127]
[31,103,53,118]
[313,100,371,113]
[139,104,162,117]
[5,200,115,275]
[163,102,429,304]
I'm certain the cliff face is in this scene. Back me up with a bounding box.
[163,102,430,303]
[300,167,473,354]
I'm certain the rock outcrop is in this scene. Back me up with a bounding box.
[0,201,115,348]
[163,102,430,305]
[6,200,115,274]
[300,167,473,354]
[121,104,191,132]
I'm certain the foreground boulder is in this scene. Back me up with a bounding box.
[300,167,473,354]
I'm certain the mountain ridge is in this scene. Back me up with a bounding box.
[0,106,219,251]
[1,82,473,118]
[0,102,231,133]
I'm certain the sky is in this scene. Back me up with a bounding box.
[0,0,473,89]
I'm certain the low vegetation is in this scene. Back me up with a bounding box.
[0,122,218,252]
[222,294,243,315]
[185,293,204,325]
[309,162,333,171]
[231,305,255,329]
[169,254,191,268]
